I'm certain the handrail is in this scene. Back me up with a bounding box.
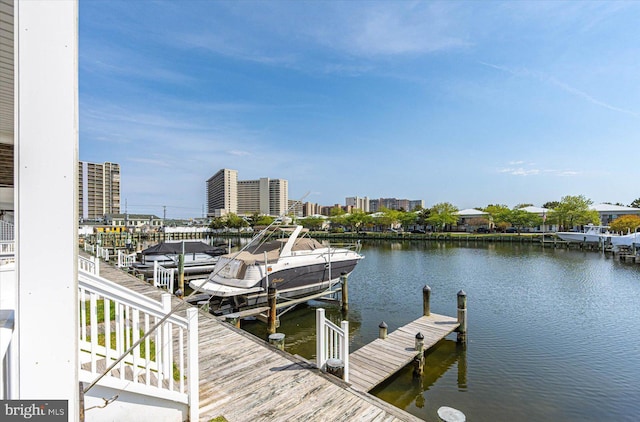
[78,268,199,421]
[153,261,175,293]
[1,309,15,399]
[316,308,349,382]
[117,250,136,268]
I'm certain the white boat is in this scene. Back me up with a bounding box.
[189,225,363,314]
[131,240,227,277]
[555,224,612,243]
[610,231,640,250]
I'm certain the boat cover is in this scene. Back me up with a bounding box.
[141,241,226,256]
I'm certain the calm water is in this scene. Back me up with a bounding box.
[242,240,640,421]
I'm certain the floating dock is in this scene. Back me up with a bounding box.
[349,313,460,392]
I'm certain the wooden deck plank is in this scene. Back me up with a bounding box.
[349,313,459,392]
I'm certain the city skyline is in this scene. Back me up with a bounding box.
[79,1,640,219]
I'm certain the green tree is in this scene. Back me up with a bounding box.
[378,207,402,231]
[427,202,459,232]
[416,208,431,231]
[514,203,534,209]
[329,206,347,229]
[548,195,600,229]
[301,216,326,231]
[505,208,542,233]
[224,213,247,230]
[399,210,418,231]
[344,209,368,233]
[542,201,560,209]
[630,198,640,209]
[209,217,225,230]
[609,215,640,233]
[484,204,511,228]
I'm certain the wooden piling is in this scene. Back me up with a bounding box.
[413,332,425,377]
[423,285,431,316]
[268,333,285,351]
[177,253,184,298]
[267,284,277,334]
[456,290,467,345]
[378,321,388,339]
[340,272,349,313]
[326,358,345,379]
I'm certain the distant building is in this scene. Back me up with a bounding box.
[369,197,423,212]
[237,177,288,216]
[288,199,304,218]
[206,169,288,217]
[105,213,163,231]
[591,203,640,225]
[206,168,238,217]
[346,196,370,212]
[302,202,320,217]
[79,161,120,220]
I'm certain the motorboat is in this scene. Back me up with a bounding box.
[131,240,227,277]
[610,230,640,251]
[189,225,363,314]
[555,224,611,243]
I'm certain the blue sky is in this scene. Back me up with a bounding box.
[79,1,640,218]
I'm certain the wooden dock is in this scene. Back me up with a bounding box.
[349,314,460,392]
[89,253,424,422]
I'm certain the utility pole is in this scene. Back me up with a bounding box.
[163,205,166,241]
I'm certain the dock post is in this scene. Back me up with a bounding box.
[423,285,431,316]
[456,290,467,345]
[268,333,285,351]
[379,321,388,339]
[340,272,349,313]
[267,284,277,335]
[177,253,184,299]
[413,332,425,377]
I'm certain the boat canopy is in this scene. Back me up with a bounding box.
[141,241,225,256]
[231,237,325,265]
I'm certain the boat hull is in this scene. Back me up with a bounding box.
[190,258,360,313]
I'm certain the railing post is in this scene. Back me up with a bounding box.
[316,308,326,370]
[413,332,425,377]
[186,308,199,422]
[423,285,431,316]
[153,260,159,287]
[161,294,172,378]
[457,290,467,345]
[341,319,349,383]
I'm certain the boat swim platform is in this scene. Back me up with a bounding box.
[349,314,460,393]
[86,252,424,422]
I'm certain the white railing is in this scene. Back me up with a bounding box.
[153,261,175,293]
[0,221,14,242]
[78,255,100,275]
[96,246,110,262]
[1,309,15,399]
[0,241,15,265]
[117,250,137,268]
[84,242,96,255]
[316,308,349,382]
[78,269,198,421]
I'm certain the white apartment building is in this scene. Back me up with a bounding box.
[78,161,120,220]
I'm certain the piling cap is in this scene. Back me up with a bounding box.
[415,332,424,340]
[423,285,431,292]
[379,321,388,329]
[457,289,466,297]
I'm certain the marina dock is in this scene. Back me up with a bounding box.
[349,313,460,392]
[90,253,424,421]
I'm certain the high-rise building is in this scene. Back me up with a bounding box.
[346,196,370,212]
[79,161,120,220]
[206,168,238,217]
[268,178,288,217]
[207,170,288,217]
[238,178,270,215]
